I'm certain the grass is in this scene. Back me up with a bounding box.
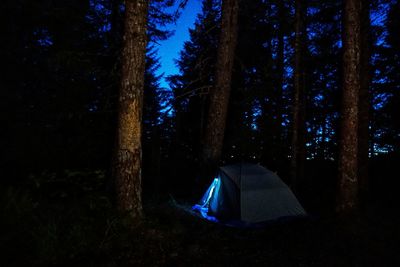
[1,170,399,267]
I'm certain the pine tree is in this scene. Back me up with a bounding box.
[305,0,342,161]
[337,0,362,213]
[113,0,148,221]
[202,0,239,166]
[358,0,371,206]
[167,0,220,163]
[291,0,306,190]
[142,46,163,192]
[383,0,400,151]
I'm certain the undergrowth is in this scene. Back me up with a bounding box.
[1,170,399,267]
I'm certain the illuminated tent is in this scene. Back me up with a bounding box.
[193,163,306,223]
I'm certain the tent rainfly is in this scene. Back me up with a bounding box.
[193,163,306,223]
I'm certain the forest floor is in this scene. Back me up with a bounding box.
[1,170,400,267]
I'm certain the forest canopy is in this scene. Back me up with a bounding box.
[2,0,400,205]
[1,0,400,265]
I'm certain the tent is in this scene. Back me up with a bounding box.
[193,163,306,223]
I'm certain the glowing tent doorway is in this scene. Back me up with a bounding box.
[193,163,306,223]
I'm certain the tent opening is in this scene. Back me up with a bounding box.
[192,177,220,222]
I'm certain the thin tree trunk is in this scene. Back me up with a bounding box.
[337,0,361,213]
[358,0,370,207]
[290,0,306,191]
[110,0,122,46]
[113,0,148,221]
[261,1,275,165]
[276,0,285,147]
[202,0,239,166]
[151,126,161,194]
[200,96,207,146]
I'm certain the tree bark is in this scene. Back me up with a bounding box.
[358,0,371,207]
[113,0,148,221]
[202,0,239,166]
[337,0,361,213]
[290,0,306,191]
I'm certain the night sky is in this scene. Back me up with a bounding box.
[156,0,202,89]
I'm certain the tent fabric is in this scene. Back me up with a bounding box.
[195,163,306,223]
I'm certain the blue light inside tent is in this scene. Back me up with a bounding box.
[192,177,220,222]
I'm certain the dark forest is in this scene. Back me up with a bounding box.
[1,0,400,266]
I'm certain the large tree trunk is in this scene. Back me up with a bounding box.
[337,0,361,213]
[358,0,371,208]
[113,0,148,221]
[202,0,239,166]
[290,0,306,191]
